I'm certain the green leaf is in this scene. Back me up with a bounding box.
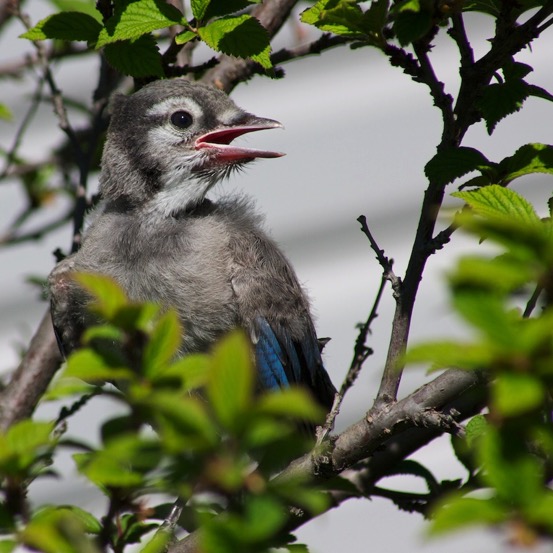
[478,80,529,134]
[142,309,182,377]
[50,0,103,21]
[203,0,260,20]
[4,420,53,456]
[465,414,488,446]
[20,12,102,42]
[497,143,553,184]
[37,506,102,534]
[103,34,164,78]
[139,529,171,553]
[97,0,185,48]
[453,184,540,225]
[492,373,544,417]
[191,0,210,20]
[362,0,389,34]
[154,353,210,390]
[404,340,494,371]
[198,14,272,69]
[207,331,254,432]
[44,376,97,401]
[73,273,128,320]
[243,496,287,542]
[0,540,16,553]
[175,30,197,45]
[146,394,219,450]
[256,388,325,424]
[300,0,366,37]
[429,495,507,534]
[64,349,134,382]
[392,10,432,46]
[0,104,12,121]
[425,147,493,186]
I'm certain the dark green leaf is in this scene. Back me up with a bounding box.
[207,331,254,432]
[104,35,164,77]
[478,80,529,134]
[362,0,389,34]
[392,10,432,46]
[199,14,272,69]
[97,0,185,48]
[20,12,102,42]
[425,147,492,186]
[191,0,211,20]
[497,143,553,184]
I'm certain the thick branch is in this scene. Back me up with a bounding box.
[0,311,61,432]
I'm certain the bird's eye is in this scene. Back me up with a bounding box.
[170,110,193,129]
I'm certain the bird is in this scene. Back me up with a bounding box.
[48,78,336,414]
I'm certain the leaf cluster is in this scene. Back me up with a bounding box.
[21,0,272,78]
[406,185,553,545]
[0,274,329,553]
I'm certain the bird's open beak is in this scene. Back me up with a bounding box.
[195,117,285,162]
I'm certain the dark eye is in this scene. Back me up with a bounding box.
[170,110,193,129]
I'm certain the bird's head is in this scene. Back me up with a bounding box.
[99,79,283,216]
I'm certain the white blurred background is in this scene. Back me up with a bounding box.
[1,4,553,552]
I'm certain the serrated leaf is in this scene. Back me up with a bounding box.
[20,12,102,42]
[97,0,185,48]
[425,147,492,186]
[199,14,272,69]
[479,80,529,134]
[300,0,366,37]
[429,495,507,534]
[104,34,164,77]
[207,330,254,431]
[392,10,432,46]
[191,0,210,20]
[362,0,389,33]
[453,184,540,225]
[256,388,325,424]
[492,373,544,417]
[497,143,553,184]
[142,309,182,377]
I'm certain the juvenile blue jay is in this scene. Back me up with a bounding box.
[49,79,336,412]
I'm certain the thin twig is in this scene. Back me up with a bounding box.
[271,33,350,65]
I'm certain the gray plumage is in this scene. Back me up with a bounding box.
[49,79,336,410]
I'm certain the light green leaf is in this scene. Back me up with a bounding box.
[243,496,287,541]
[103,34,164,77]
[20,12,102,42]
[64,349,134,382]
[38,506,102,534]
[404,340,494,370]
[199,14,272,69]
[497,143,553,184]
[429,495,506,534]
[143,309,182,377]
[256,388,325,423]
[0,104,12,121]
[50,0,103,21]
[300,0,366,37]
[208,330,254,431]
[425,147,493,186]
[175,30,197,45]
[139,530,171,553]
[154,353,210,390]
[191,0,210,20]
[453,184,540,225]
[73,272,128,320]
[492,373,544,417]
[97,0,185,48]
[0,540,16,553]
[44,376,96,401]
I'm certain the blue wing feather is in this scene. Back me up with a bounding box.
[253,317,335,412]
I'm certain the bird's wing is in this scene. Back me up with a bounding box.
[228,228,336,411]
